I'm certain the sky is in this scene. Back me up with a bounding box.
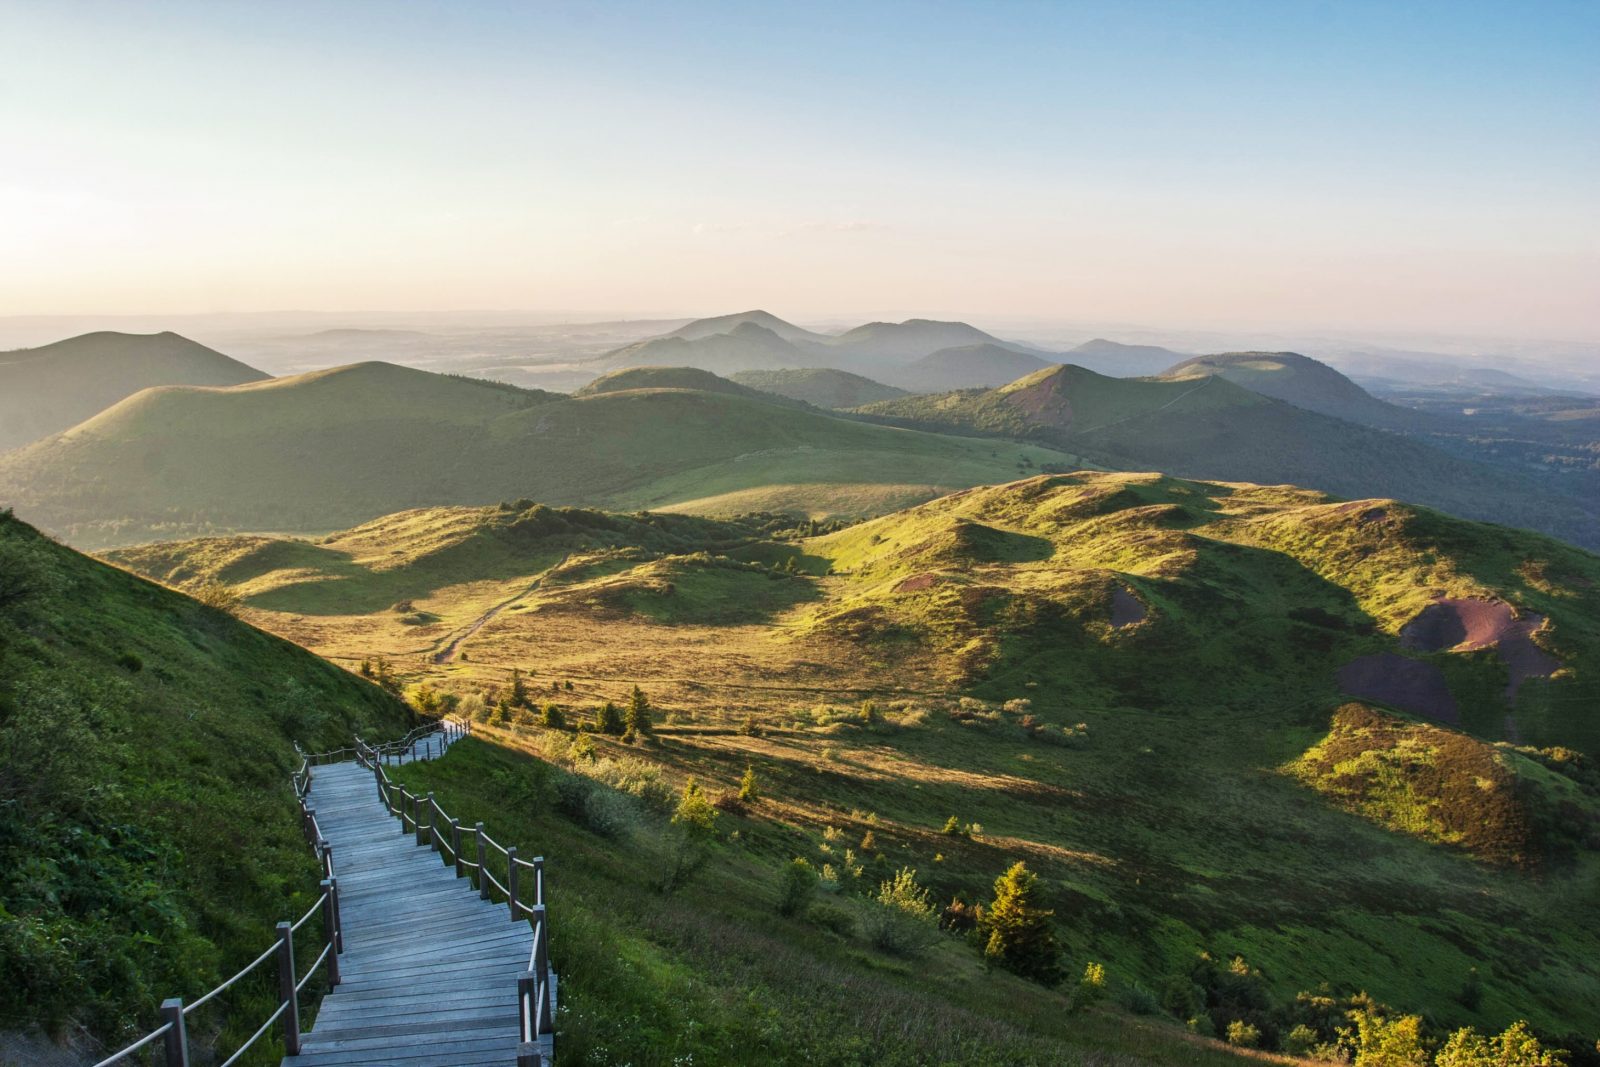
[2,0,1596,339]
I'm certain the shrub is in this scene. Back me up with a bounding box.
[1073,961,1107,1011]
[1125,983,1159,1016]
[1160,974,1204,1019]
[1437,1021,1565,1067]
[653,825,711,895]
[461,692,489,723]
[509,668,530,707]
[861,868,939,956]
[1226,1020,1260,1048]
[580,788,642,839]
[587,755,672,810]
[807,899,855,936]
[116,652,143,673]
[1187,1014,1216,1038]
[192,579,243,615]
[776,858,817,917]
[738,766,759,803]
[979,862,1061,984]
[1284,1025,1320,1057]
[740,715,762,737]
[540,702,565,729]
[1348,1004,1426,1066]
[596,701,625,735]
[942,815,964,836]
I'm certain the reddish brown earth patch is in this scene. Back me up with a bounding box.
[893,572,939,593]
[1337,653,1459,724]
[1110,586,1146,628]
[1400,598,1558,701]
[1002,372,1073,424]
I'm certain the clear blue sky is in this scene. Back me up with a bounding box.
[2,0,1595,337]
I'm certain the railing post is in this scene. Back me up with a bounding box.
[159,997,189,1067]
[321,842,333,880]
[532,856,545,907]
[397,786,410,832]
[531,904,550,1033]
[320,880,341,986]
[507,846,520,921]
[276,922,300,1056]
[476,822,488,899]
[302,803,315,843]
[329,875,343,953]
[517,970,536,1044]
[451,818,463,877]
[418,792,432,847]
[517,1043,542,1067]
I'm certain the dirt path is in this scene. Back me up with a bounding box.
[430,554,569,664]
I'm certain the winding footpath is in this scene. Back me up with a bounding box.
[283,733,552,1066]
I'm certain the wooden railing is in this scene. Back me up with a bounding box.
[90,745,351,1067]
[356,721,556,1066]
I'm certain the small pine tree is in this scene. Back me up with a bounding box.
[738,766,759,803]
[626,686,653,734]
[596,701,624,735]
[359,658,373,678]
[539,702,565,729]
[489,698,512,727]
[942,815,964,836]
[980,861,1062,984]
[672,777,718,835]
[510,668,529,708]
[564,680,574,691]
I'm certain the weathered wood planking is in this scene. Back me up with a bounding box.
[285,736,554,1066]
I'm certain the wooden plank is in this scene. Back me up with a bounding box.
[282,750,552,1067]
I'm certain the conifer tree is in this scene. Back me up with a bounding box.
[509,667,529,708]
[596,701,624,735]
[626,685,653,734]
[981,861,1062,984]
[738,766,759,802]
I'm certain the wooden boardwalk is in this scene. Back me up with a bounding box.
[286,734,552,1066]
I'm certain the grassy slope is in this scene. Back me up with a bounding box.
[0,363,1064,548]
[1159,351,1418,430]
[113,475,1600,1055]
[858,366,1600,551]
[731,368,908,409]
[0,331,268,451]
[0,511,412,1057]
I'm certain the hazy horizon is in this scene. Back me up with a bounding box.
[4,1,1596,340]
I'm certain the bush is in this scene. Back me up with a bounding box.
[626,685,653,735]
[116,652,143,673]
[1125,983,1159,1016]
[653,825,711,895]
[1187,1014,1216,1038]
[1073,961,1107,1011]
[806,899,855,936]
[192,579,243,615]
[1284,1024,1320,1057]
[861,868,939,956]
[1226,1020,1260,1048]
[540,702,565,729]
[776,858,817,917]
[596,701,625,735]
[738,766,759,803]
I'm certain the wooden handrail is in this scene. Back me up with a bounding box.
[361,717,554,1058]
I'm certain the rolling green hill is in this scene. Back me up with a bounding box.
[113,474,1600,1058]
[602,322,816,374]
[887,343,1056,391]
[0,361,1067,548]
[731,367,908,409]
[0,509,411,1052]
[1162,351,1420,430]
[858,364,1600,550]
[0,331,268,452]
[577,365,807,408]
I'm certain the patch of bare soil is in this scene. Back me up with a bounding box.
[1400,598,1558,700]
[1336,652,1459,724]
[1110,584,1146,628]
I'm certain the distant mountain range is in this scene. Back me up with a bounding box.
[1160,350,1422,431]
[0,331,268,451]
[729,368,908,409]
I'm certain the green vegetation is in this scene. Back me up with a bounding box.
[731,367,908,409]
[115,473,1600,1055]
[857,364,1600,550]
[0,361,1065,547]
[0,510,410,1054]
[1159,350,1417,430]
